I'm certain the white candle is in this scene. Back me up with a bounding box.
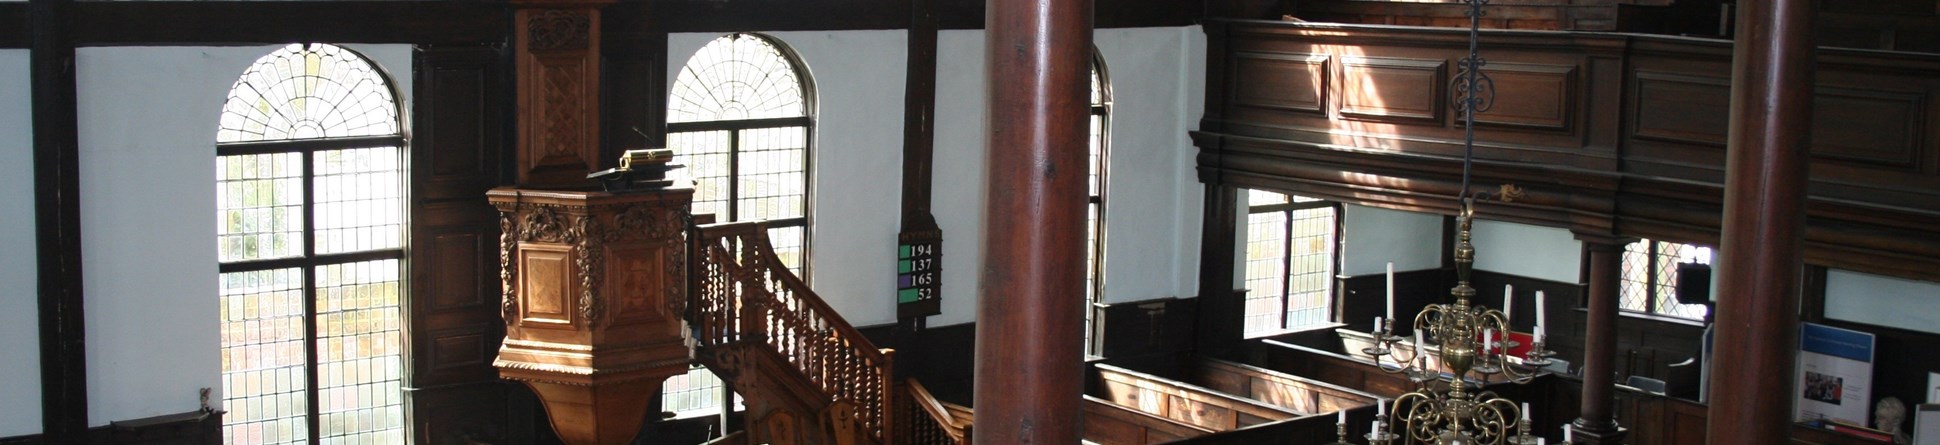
[1536,290,1548,333]
[1521,402,1531,421]
[1503,284,1514,322]
[1535,325,1546,344]
[1386,262,1396,320]
[1415,330,1425,352]
[1538,439,1547,445]
[1485,328,1496,354]
[1372,420,1381,435]
[1564,425,1573,443]
[1378,399,1387,417]
[1339,410,1346,425]
[1375,316,1384,334]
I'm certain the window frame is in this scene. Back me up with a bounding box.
[1084,52,1110,355]
[1617,238,1713,322]
[664,33,817,280]
[660,32,816,418]
[214,44,409,445]
[1242,194,1345,338]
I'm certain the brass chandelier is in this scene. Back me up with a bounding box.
[1324,0,1575,442]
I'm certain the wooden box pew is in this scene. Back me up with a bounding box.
[1082,395,1217,444]
[1165,404,1381,445]
[1185,358,1381,416]
[1093,364,1304,432]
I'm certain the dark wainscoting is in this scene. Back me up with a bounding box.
[0,410,222,445]
[857,321,979,406]
[1094,296,1200,377]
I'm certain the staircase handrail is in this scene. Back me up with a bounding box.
[691,220,896,442]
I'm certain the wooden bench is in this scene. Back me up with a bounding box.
[1186,358,1380,416]
[1094,364,1302,432]
[1082,395,1215,444]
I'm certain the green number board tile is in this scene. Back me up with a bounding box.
[899,244,912,259]
[898,288,922,303]
[898,259,913,273]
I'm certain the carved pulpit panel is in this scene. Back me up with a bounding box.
[490,187,694,445]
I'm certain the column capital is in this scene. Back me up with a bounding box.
[1572,231,1636,250]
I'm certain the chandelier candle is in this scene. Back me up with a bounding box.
[1386,262,1396,320]
[1535,290,1547,333]
[1503,284,1514,321]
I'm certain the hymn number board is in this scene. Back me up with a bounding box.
[897,231,942,319]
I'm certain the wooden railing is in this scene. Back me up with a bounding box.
[691,221,896,442]
[899,378,971,444]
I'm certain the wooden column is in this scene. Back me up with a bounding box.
[1572,235,1629,445]
[1705,0,1816,441]
[31,0,89,442]
[972,0,1093,442]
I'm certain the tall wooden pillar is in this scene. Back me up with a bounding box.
[1572,235,1631,445]
[30,0,89,442]
[972,0,1093,442]
[1705,0,1816,441]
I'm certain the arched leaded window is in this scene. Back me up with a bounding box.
[660,32,812,418]
[667,33,813,279]
[215,43,407,445]
[1084,54,1111,354]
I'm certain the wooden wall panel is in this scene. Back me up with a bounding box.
[1338,57,1446,124]
[1810,87,1926,170]
[1231,52,1328,114]
[409,44,516,444]
[1477,62,1577,132]
[1630,72,1729,147]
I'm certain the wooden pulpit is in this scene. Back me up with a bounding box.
[490,188,695,445]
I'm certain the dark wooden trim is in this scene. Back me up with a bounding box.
[1,4,24,49]
[31,0,87,442]
[899,0,939,228]
[72,1,507,47]
[1194,186,1242,357]
[665,116,813,134]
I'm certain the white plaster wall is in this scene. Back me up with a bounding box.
[1471,219,1582,283]
[1340,204,1443,276]
[0,49,42,438]
[669,28,1206,326]
[929,30,988,326]
[1095,27,1205,305]
[1825,269,1940,335]
[76,44,411,426]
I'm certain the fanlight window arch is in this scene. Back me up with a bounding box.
[214,43,408,445]
[218,44,400,143]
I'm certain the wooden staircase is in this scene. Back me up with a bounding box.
[688,222,902,445]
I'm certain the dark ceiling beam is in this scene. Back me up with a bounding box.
[545,0,1196,34]
[71,1,509,47]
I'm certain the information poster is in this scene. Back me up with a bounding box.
[1795,322,1876,425]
